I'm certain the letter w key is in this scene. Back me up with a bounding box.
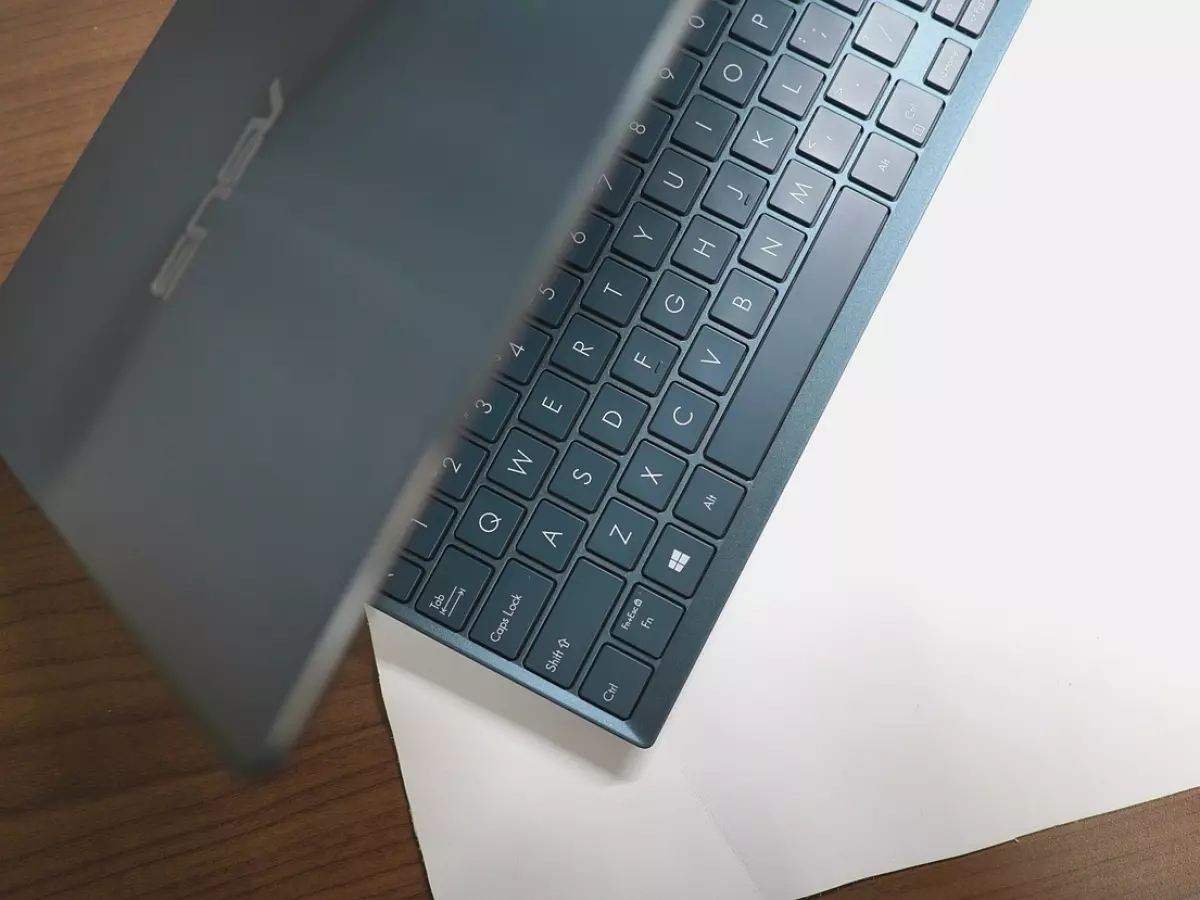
[488,429,555,499]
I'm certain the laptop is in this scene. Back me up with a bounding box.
[0,0,1028,772]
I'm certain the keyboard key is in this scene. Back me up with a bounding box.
[683,0,731,55]
[612,203,679,269]
[768,159,834,226]
[879,81,943,147]
[463,381,519,442]
[562,213,611,272]
[799,107,862,171]
[531,269,580,328]
[619,442,687,511]
[731,0,795,54]
[680,325,747,394]
[958,0,997,37]
[739,214,807,281]
[644,149,709,215]
[552,315,619,383]
[642,271,709,339]
[925,39,971,94]
[933,0,968,26]
[673,216,738,283]
[581,259,649,326]
[707,188,888,478]
[612,586,684,659]
[854,3,916,67]
[702,161,767,227]
[381,557,422,603]
[404,497,455,560]
[517,500,587,572]
[827,54,889,118]
[711,269,777,337]
[701,43,767,107]
[850,133,916,200]
[469,561,555,659]
[520,371,587,440]
[580,385,649,454]
[655,51,702,108]
[589,500,656,570]
[625,105,672,162]
[594,159,642,217]
[496,322,550,384]
[731,107,795,172]
[456,487,523,558]
[436,438,487,500]
[580,645,653,720]
[644,525,715,598]
[415,547,492,631]
[676,466,745,537]
[488,428,556,499]
[761,56,824,121]
[526,560,624,688]
[672,96,738,161]
[650,383,717,451]
[789,4,851,67]
[549,442,617,512]
[613,327,678,396]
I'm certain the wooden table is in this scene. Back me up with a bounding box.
[3,3,1200,898]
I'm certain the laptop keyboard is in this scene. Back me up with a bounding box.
[375,0,1025,745]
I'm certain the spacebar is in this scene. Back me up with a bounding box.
[706,189,888,479]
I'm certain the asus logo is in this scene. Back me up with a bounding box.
[151,79,284,300]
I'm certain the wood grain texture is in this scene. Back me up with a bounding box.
[2,2,1199,899]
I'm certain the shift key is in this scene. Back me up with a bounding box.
[525,560,624,688]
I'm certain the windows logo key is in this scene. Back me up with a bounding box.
[667,549,690,573]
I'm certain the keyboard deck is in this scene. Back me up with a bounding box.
[374,0,1029,746]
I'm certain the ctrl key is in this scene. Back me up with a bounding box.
[581,646,653,720]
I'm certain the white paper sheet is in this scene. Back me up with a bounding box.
[370,4,1200,898]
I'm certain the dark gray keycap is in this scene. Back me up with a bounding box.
[900,0,931,9]
[381,557,423,603]
[496,322,551,384]
[520,371,587,440]
[676,467,745,537]
[552,315,619,383]
[581,385,649,454]
[799,107,862,171]
[655,52,702,108]
[740,214,807,281]
[761,56,824,121]
[672,96,738,161]
[731,0,795,54]
[644,525,715,598]
[415,547,492,631]
[711,269,777,337]
[702,43,767,107]
[612,203,679,269]
[562,213,611,272]
[549,442,617,512]
[681,326,747,394]
[470,561,555,659]
[588,500,656,570]
[925,39,971,94]
[854,3,916,67]
[732,107,796,172]
[788,4,852,66]
[933,0,968,25]
[827,54,889,117]
[644,149,710,215]
[683,0,731,55]
[613,327,678,396]
[517,501,587,572]
[456,487,523,558]
[531,268,580,328]
[826,0,867,13]
[673,216,738,283]
[958,0,997,37]
[580,646,653,720]
[612,587,684,659]
[526,560,624,688]
[769,159,835,226]
[642,271,709,339]
[581,259,649,326]
[625,105,672,162]
[463,381,518,443]
[879,80,943,147]
[595,159,642,217]
[702,161,767,228]
[707,189,888,478]
[851,133,917,200]
[650,383,717,451]
[488,428,556,499]
[404,497,454,560]
[436,438,487,500]
[619,442,687,511]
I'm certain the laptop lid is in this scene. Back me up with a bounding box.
[0,0,696,772]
